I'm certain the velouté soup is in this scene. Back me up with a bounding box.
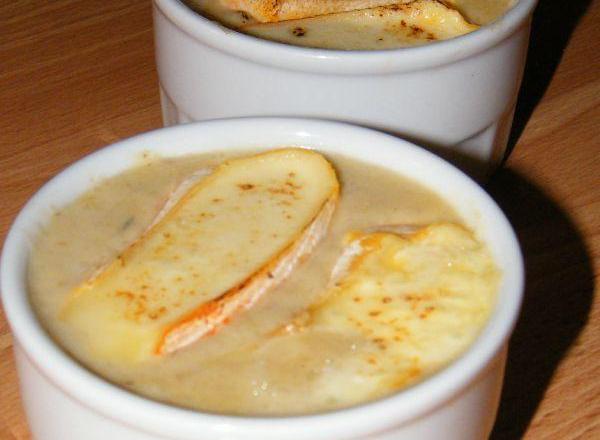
[28,149,498,415]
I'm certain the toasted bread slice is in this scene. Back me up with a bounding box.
[61,149,339,362]
[240,1,479,50]
[309,224,498,389]
[220,0,408,22]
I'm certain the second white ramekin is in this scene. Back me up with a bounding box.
[153,0,538,176]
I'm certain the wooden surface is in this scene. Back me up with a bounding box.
[1,1,598,438]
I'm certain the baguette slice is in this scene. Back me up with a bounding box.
[220,0,409,22]
[240,1,479,50]
[61,149,339,362]
[300,227,499,392]
[308,223,499,391]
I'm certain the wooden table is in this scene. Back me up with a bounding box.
[1,1,598,438]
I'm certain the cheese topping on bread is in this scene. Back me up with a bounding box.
[220,0,410,22]
[302,224,499,395]
[240,1,479,49]
[61,149,339,361]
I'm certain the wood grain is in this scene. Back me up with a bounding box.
[1,1,598,439]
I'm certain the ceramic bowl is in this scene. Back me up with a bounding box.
[1,118,523,439]
[153,0,538,176]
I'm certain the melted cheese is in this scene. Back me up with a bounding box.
[303,223,499,394]
[60,149,339,362]
[219,0,410,22]
[240,1,479,50]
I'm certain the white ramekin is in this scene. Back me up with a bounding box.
[1,118,523,440]
[153,0,538,175]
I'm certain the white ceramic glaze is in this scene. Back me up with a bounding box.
[1,118,524,440]
[153,0,538,176]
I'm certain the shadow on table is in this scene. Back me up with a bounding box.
[486,169,595,439]
[493,2,595,433]
[506,0,593,156]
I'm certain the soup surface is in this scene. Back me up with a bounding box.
[184,0,517,49]
[29,150,498,415]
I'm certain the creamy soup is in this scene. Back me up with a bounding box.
[28,151,498,415]
[185,0,517,50]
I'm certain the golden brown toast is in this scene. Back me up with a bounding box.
[306,224,499,392]
[61,149,339,362]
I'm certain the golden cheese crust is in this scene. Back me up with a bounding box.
[220,0,411,22]
[240,1,479,49]
[61,149,339,362]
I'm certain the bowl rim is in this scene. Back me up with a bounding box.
[153,0,538,74]
[0,118,524,439]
